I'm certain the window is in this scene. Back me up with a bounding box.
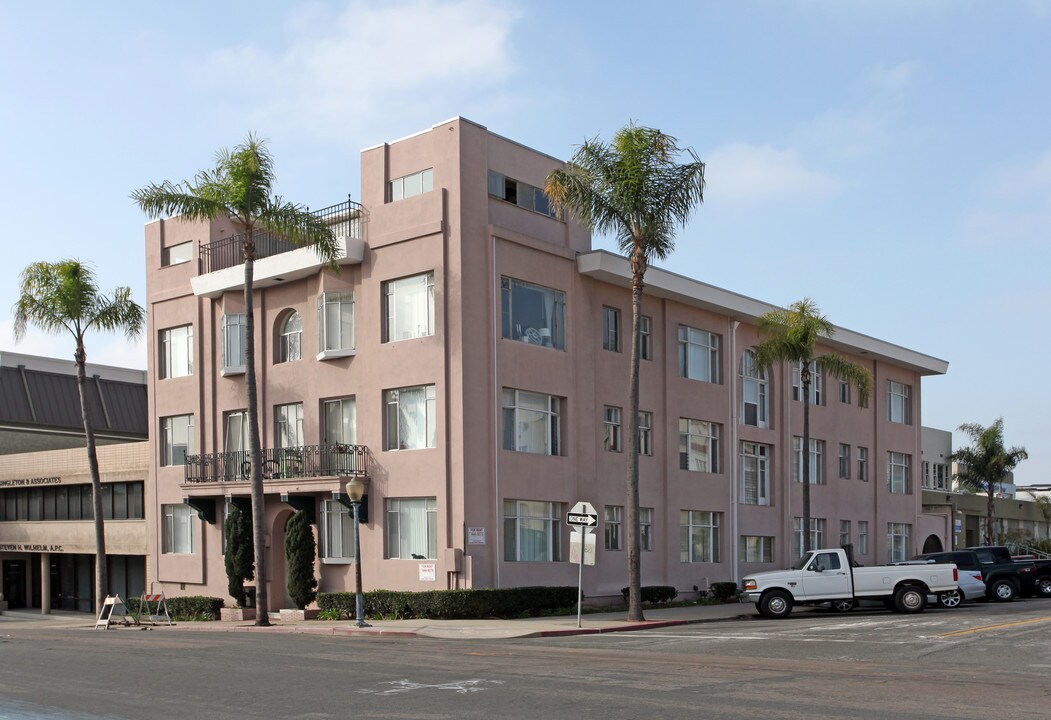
[275,403,304,449]
[279,311,302,363]
[640,507,654,551]
[858,521,869,555]
[888,452,911,494]
[839,520,851,548]
[839,444,851,479]
[680,510,721,563]
[221,313,247,374]
[602,307,620,352]
[604,505,622,550]
[385,385,437,451]
[839,380,851,405]
[1,482,143,522]
[502,389,561,455]
[679,418,720,473]
[386,498,438,559]
[317,292,355,355]
[603,406,622,452]
[887,522,911,563]
[740,350,768,428]
[740,442,770,505]
[678,325,719,383]
[639,315,653,360]
[389,168,433,202]
[923,461,950,491]
[503,500,563,561]
[792,361,822,404]
[887,381,912,424]
[162,241,193,267]
[792,517,826,559]
[159,325,193,379]
[638,411,653,456]
[320,500,355,560]
[383,273,435,342]
[792,437,825,484]
[488,170,557,218]
[162,504,195,554]
[501,277,565,349]
[224,411,249,455]
[161,415,193,466]
[858,447,869,481]
[323,397,356,445]
[740,536,774,563]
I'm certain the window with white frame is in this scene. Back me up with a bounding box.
[320,500,355,560]
[679,418,720,473]
[488,170,557,218]
[501,277,565,349]
[792,361,823,404]
[385,385,437,451]
[923,461,951,491]
[839,380,851,404]
[279,311,302,363]
[887,522,911,563]
[740,535,774,563]
[221,313,247,374]
[386,497,438,559]
[858,520,869,555]
[162,504,195,554]
[502,389,561,455]
[678,325,719,383]
[317,292,355,355]
[640,506,654,551]
[161,414,193,466]
[604,505,622,550]
[839,520,851,548]
[740,442,770,505]
[740,350,768,428]
[887,381,912,424]
[323,397,356,445]
[839,444,851,479]
[383,272,435,342]
[858,446,869,481]
[275,403,304,449]
[638,411,653,456]
[224,410,249,454]
[680,510,721,563]
[639,315,653,360]
[388,168,433,202]
[602,306,620,352]
[159,325,193,379]
[792,517,826,559]
[888,452,911,494]
[503,500,563,561]
[603,406,622,452]
[162,241,192,267]
[792,437,825,484]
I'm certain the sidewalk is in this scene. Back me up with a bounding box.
[0,602,759,639]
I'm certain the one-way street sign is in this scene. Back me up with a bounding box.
[567,501,598,529]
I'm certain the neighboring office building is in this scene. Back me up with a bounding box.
[144,117,949,611]
[0,352,149,612]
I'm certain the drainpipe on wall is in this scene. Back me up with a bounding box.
[729,320,740,583]
[492,230,501,589]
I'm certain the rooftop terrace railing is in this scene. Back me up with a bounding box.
[184,443,368,484]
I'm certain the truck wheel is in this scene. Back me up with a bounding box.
[894,586,926,613]
[936,589,963,608]
[1035,577,1051,599]
[830,599,855,613]
[759,590,793,619]
[988,579,1017,602]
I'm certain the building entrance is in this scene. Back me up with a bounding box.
[3,560,27,609]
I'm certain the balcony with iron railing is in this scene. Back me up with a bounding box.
[184,443,369,484]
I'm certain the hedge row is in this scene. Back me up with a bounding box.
[122,595,224,621]
[619,585,678,604]
[317,586,577,620]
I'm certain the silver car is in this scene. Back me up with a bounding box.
[912,552,987,607]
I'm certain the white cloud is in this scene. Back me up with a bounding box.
[703,142,839,205]
[961,149,1051,248]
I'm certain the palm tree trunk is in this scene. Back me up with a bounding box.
[626,246,646,622]
[802,373,812,555]
[74,340,108,613]
[244,249,270,626]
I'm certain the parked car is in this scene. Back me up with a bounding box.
[965,546,1038,600]
[909,552,986,607]
[1012,554,1051,598]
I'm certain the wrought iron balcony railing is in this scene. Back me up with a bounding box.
[197,198,362,275]
[184,443,368,484]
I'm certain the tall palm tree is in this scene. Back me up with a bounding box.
[951,418,1028,546]
[132,135,339,626]
[13,260,144,613]
[546,123,705,621]
[753,298,871,556]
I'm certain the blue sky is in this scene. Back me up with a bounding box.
[1,1,1048,482]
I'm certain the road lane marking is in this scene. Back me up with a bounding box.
[939,616,1051,638]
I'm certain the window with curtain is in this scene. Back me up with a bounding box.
[162,504,195,554]
[740,442,770,505]
[502,388,561,455]
[161,415,193,466]
[500,277,566,349]
[320,500,355,560]
[792,437,825,484]
[384,385,436,450]
[275,403,304,449]
[317,292,355,354]
[679,510,721,563]
[383,273,435,341]
[279,311,302,362]
[503,499,563,562]
[740,535,774,562]
[603,406,622,452]
[604,505,623,550]
[386,497,438,559]
[740,349,768,427]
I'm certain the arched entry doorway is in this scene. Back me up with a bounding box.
[922,534,944,553]
[270,508,294,611]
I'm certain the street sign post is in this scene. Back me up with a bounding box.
[567,501,598,627]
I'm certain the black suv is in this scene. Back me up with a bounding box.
[965,546,1038,600]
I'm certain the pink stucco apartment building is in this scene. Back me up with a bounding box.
[144,117,949,610]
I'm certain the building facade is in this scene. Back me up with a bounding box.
[144,118,949,610]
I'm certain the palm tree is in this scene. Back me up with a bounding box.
[132,135,339,626]
[546,123,705,621]
[951,418,1028,546]
[752,298,871,556]
[13,260,144,613]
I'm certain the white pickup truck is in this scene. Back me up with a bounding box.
[741,548,959,619]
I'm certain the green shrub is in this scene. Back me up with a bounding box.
[160,595,224,621]
[284,510,317,610]
[620,585,678,604]
[224,505,254,608]
[710,582,738,600]
[317,586,576,620]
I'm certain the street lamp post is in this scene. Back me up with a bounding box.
[345,478,370,628]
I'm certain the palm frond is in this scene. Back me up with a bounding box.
[258,200,339,270]
[815,353,872,406]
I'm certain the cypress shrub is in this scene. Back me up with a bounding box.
[224,505,254,607]
[284,509,318,610]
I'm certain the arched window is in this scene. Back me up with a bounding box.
[740,349,768,428]
[279,311,302,363]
